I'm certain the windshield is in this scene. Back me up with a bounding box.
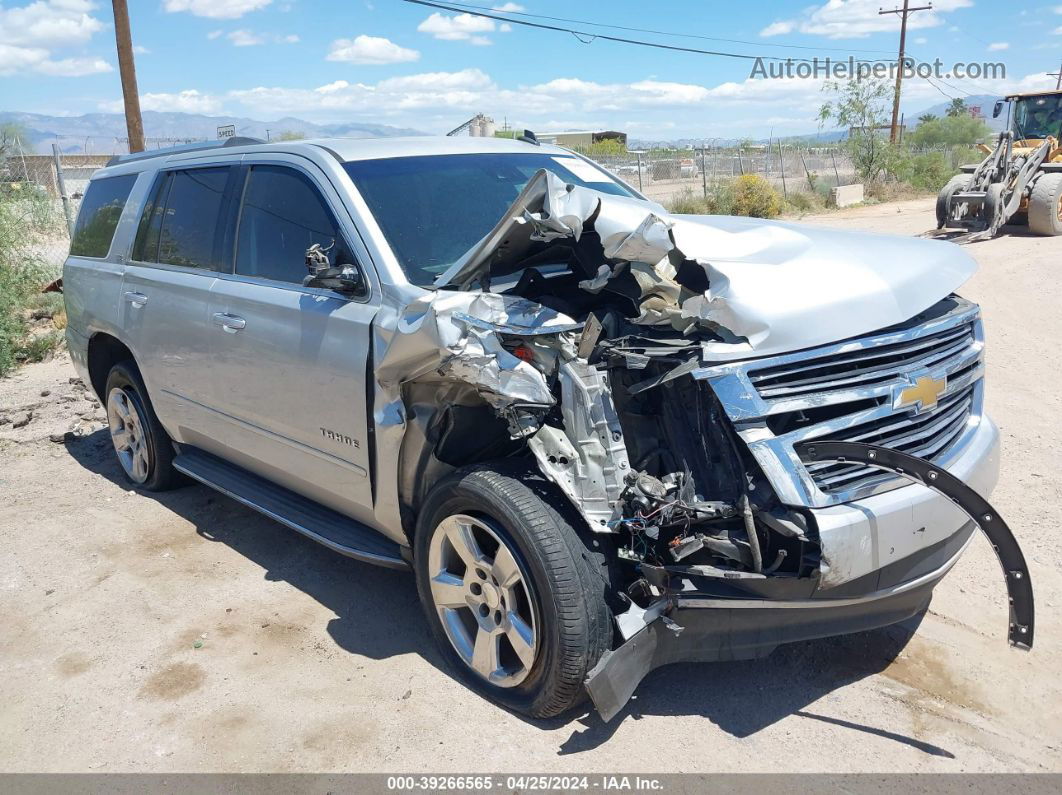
[343,152,638,286]
[1014,94,1062,140]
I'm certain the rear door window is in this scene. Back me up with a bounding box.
[234,165,354,284]
[131,167,230,270]
[69,174,137,258]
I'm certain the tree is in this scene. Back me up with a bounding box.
[946,98,967,118]
[909,114,991,148]
[818,79,901,184]
[918,113,938,124]
[0,122,30,161]
[276,130,306,141]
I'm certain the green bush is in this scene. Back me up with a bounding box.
[0,185,66,376]
[731,174,782,218]
[668,177,783,218]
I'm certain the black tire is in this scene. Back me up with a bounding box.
[414,462,613,718]
[104,360,182,491]
[1028,173,1062,236]
[936,174,970,228]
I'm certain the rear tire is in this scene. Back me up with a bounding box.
[414,462,612,718]
[104,361,182,491]
[1028,173,1062,236]
[936,175,970,228]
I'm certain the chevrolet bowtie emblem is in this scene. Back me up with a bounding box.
[896,374,947,413]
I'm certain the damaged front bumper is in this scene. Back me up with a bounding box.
[587,526,970,722]
[585,439,1034,722]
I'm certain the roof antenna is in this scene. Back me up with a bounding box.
[518,129,540,145]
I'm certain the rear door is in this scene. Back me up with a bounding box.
[206,159,380,523]
[120,164,240,444]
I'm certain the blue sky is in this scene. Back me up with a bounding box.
[3,0,1062,137]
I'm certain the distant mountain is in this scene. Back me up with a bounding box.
[0,110,428,153]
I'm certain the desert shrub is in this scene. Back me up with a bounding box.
[731,174,782,218]
[894,150,954,191]
[0,185,66,375]
[785,190,827,214]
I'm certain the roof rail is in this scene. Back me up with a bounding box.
[105,136,267,167]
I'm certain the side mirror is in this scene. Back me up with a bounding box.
[305,265,364,296]
[993,100,1004,119]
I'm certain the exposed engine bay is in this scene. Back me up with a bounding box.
[368,168,985,610]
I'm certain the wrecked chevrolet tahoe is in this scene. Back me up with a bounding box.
[63,136,1032,721]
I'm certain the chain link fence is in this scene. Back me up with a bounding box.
[563,144,858,206]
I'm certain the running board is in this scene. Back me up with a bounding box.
[173,447,409,570]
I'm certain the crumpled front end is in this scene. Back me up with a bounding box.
[363,168,1028,721]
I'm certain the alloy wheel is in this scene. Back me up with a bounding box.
[107,387,151,483]
[427,514,538,688]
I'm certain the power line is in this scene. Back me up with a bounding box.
[401,0,894,64]
[434,0,895,55]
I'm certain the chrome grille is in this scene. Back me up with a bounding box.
[693,296,986,508]
[748,322,975,400]
[805,382,975,494]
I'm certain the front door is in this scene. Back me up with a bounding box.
[206,161,379,524]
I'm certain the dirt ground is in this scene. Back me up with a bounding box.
[1,198,1060,773]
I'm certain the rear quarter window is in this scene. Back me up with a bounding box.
[69,174,137,258]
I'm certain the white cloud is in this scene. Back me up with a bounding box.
[913,37,927,45]
[417,12,504,46]
[327,35,419,64]
[224,29,299,46]
[759,21,794,37]
[99,89,222,114]
[207,30,223,39]
[491,3,525,11]
[0,0,104,47]
[163,0,271,19]
[760,0,973,40]
[0,1,111,76]
[1054,26,1062,34]
[35,55,111,76]
[987,42,1009,51]
[133,44,150,54]
[228,28,264,46]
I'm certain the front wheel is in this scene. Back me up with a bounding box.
[1028,173,1062,236]
[414,463,612,718]
[936,174,970,228]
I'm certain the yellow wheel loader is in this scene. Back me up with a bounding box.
[937,90,1062,237]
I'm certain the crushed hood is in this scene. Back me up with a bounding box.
[433,170,979,360]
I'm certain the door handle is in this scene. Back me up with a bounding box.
[123,291,148,308]
[212,312,246,333]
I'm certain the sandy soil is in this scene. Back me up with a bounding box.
[1,198,1060,772]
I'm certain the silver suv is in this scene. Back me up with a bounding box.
[63,135,1020,720]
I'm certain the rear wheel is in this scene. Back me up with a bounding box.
[1028,173,1062,236]
[936,175,970,228]
[104,361,181,491]
[414,463,612,718]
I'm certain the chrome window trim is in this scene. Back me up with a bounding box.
[693,297,986,508]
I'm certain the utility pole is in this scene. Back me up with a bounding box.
[1050,59,1062,91]
[111,0,144,153]
[880,1,932,144]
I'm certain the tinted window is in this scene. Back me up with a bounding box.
[131,172,170,263]
[70,175,136,258]
[235,165,352,284]
[130,167,228,269]
[343,153,635,286]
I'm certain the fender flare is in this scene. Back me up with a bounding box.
[795,441,1034,650]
